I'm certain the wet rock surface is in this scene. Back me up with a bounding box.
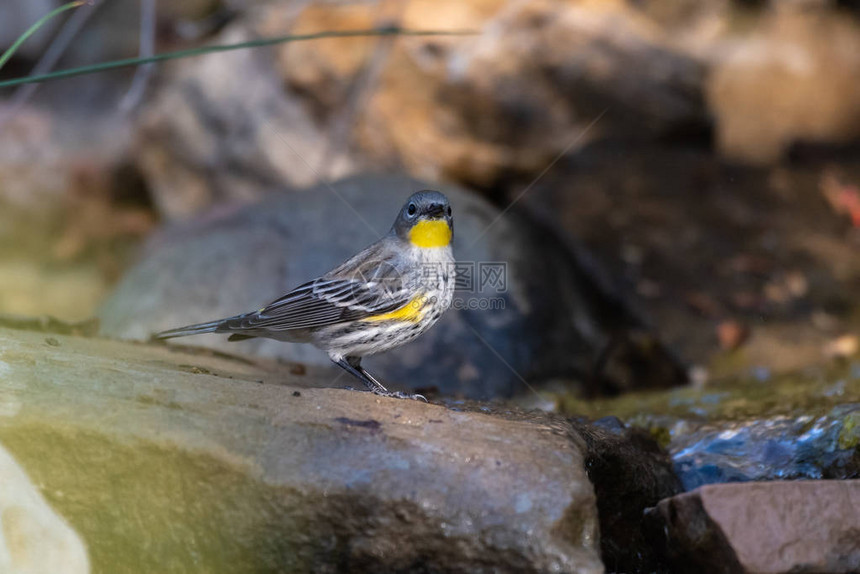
[98,173,686,399]
[646,481,860,573]
[431,399,689,573]
[570,418,682,574]
[562,365,860,490]
[0,326,603,573]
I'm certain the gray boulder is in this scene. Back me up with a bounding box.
[99,174,684,398]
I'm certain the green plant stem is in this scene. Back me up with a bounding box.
[0,1,87,72]
[0,27,474,90]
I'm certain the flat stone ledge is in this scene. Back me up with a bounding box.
[0,327,602,573]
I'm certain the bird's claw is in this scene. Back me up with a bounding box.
[371,389,428,402]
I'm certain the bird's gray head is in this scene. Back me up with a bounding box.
[391,190,453,248]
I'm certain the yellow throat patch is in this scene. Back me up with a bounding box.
[409,220,452,248]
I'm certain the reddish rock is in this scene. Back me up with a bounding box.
[648,481,860,573]
[716,320,749,351]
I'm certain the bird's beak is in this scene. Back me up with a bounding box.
[426,203,446,218]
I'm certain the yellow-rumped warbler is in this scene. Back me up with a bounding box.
[155,191,455,399]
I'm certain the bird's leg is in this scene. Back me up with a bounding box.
[353,360,427,402]
[333,357,427,402]
[334,356,388,393]
[349,356,388,392]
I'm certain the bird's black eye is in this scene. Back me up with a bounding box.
[407,203,417,217]
[446,206,452,217]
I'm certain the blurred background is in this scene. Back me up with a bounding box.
[2,0,860,399]
[2,2,860,572]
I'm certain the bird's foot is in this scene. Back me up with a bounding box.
[371,388,428,402]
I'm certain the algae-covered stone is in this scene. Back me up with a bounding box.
[839,411,860,450]
[561,366,860,489]
[0,326,603,573]
[0,442,90,574]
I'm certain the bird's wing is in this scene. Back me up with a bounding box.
[221,240,413,332]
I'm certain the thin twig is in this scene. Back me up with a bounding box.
[0,27,476,90]
[0,1,89,72]
[0,0,104,129]
[275,132,382,238]
[468,108,609,249]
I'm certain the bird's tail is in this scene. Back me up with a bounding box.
[153,319,226,340]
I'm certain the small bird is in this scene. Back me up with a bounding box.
[155,191,455,400]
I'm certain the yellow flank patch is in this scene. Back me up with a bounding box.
[409,220,452,248]
[365,295,426,323]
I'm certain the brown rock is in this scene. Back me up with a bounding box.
[647,481,860,573]
[708,8,860,164]
[158,0,707,198]
[823,334,859,359]
[271,3,385,114]
[366,0,705,186]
